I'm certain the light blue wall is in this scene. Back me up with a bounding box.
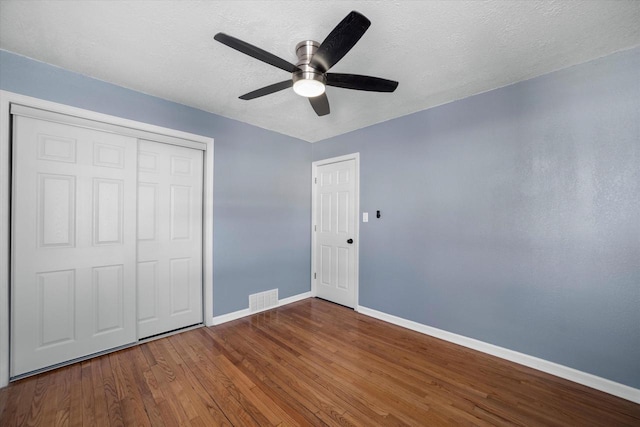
[3,46,639,388]
[0,49,312,315]
[312,47,640,388]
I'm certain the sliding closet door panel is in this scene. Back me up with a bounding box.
[11,116,137,377]
[137,140,203,339]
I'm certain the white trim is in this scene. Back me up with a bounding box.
[0,90,214,387]
[212,308,252,326]
[211,292,312,325]
[8,100,211,146]
[358,305,640,404]
[0,94,10,388]
[203,131,214,327]
[10,104,207,150]
[311,153,360,309]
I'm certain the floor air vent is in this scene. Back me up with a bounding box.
[249,289,278,313]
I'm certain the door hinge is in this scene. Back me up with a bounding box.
[314,225,317,231]
[314,177,317,184]
[314,272,316,279]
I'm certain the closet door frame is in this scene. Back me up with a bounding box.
[0,90,214,387]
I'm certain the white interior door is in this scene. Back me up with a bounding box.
[315,159,357,307]
[11,116,137,376]
[137,140,203,339]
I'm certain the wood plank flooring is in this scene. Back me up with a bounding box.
[1,298,639,426]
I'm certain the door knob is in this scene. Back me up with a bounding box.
[347,238,353,244]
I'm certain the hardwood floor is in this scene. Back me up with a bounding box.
[1,298,639,426]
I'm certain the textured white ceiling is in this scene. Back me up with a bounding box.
[1,1,639,142]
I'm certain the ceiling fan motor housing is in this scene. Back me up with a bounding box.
[293,40,326,96]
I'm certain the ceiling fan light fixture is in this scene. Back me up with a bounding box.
[293,78,325,97]
[292,71,326,97]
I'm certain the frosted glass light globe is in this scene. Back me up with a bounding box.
[293,79,326,97]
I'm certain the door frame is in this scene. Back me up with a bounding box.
[0,90,214,387]
[311,153,360,309]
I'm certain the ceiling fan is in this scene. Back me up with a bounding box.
[214,11,398,116]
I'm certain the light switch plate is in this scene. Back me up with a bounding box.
[363,212,368,222]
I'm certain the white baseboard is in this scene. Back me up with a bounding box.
[212,291,311,326]
[357,305,640,404]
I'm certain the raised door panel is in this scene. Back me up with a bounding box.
[137,261,159,323]
[38,174,76,248]
[137,183,157,241]
[337,248,349,290]
[37,270,76,348]
[92,265,124,335]
[170,185,192,240]
[37,134,76,163]
[170,258,191,314]
[93,179,123,245]
[337,191,350,234]
[170,156,192,176]
[320,245,333,287]
[93,143,125,169]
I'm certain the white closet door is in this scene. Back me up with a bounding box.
[11,116,137,376]
[137,140,203,339]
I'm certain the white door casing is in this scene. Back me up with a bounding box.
[312,154,359,308]
[11,116,138,376]
[137,140,203,339]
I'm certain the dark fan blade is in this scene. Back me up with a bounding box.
[239,80,293,100]
[326,73,398,92]
[214,33,298,73]
[309,93,330,116]
[309,11,371,72]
